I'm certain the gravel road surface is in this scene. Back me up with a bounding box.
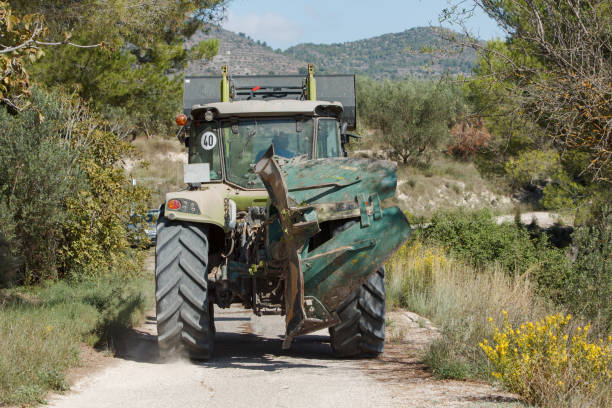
[46,254,520,408]
[46,305,521,408]
[48,306,396,408]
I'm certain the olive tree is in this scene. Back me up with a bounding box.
[359,77,466,165]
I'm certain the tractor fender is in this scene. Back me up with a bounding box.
[163,189,226,230]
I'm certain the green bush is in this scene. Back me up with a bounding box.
[0,88,84,284]
[0,230,19,288]
[422,210,572,303]
[0,87,149,285]
[566,203,612,334]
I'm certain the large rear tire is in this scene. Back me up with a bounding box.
[329,267,386,357]
[155,214,214,360]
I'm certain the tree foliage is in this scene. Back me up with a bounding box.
[0,2,46,108]
[567,201,612,333]
[0,87,83,283]
[0,87,148,285]
[1,0,226,287]
[447,0,611,182]
[358,76,466,164]
[7,0,225,136]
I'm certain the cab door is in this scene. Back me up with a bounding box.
[315,119,341,158]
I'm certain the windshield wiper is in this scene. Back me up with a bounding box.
[239,122,257,159]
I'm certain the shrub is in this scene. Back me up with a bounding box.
[565,203,612,334]
[0,87,149,284]
[0,230,19,288]
[0,88,84,283]
[505,150,562,187]
[480,313,612,407]
[447,117,492,159]
[385,240,549,380]
[423,210,535,271]
[422,210,571,288]
[60,125,149,277]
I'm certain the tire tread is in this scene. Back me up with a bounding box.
[155,215,214,360]
[329,267,386,358]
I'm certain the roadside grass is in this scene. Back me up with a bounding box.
[0,271,153,406]
[386,240,551,380]
[386,240,611,407]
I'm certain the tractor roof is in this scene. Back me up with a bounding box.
[191,100,343,119]
[184,73,356,129]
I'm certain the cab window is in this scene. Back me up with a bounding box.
[316,119,340,158]
[222,118,314,189]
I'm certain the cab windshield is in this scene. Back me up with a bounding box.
[221,118,314,188]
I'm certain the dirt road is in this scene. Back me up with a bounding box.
[47,304,520,408]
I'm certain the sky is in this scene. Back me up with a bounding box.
[221,0,504,50]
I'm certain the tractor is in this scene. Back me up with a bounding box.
[156,65,410,359]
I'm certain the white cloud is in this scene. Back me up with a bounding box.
[222,11,302,49]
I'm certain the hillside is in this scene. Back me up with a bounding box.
[284,27,476,79]
[185,26,306,76]
[186,26,475,78]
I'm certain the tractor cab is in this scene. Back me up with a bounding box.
[177,65,356,190]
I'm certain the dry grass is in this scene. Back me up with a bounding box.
[385,240,551,380]
[390,156,518,218]
[385,240,611,407]
[129,136,187,206]
[131,136,185,157]
[130,159,184,206]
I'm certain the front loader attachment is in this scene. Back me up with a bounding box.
[255,147,411,348]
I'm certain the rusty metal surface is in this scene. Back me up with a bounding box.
[255,146,319,349]
[283,158,398,204]
[302,207,410,312]
[255,147,411,347]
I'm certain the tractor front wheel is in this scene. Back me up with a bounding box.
[155,214,215,360]
[329,267,386,357]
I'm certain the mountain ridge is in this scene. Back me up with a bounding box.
[186,26,475,79]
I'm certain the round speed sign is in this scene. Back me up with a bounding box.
[200,131,217,150]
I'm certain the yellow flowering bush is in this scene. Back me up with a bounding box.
[480,312,612,406]
[386,241,453,308]
[407,241,450,272]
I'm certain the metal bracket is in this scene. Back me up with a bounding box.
[370,193,383,220]
[357,193,371,227]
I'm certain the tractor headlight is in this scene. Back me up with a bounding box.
[204,110,214,122]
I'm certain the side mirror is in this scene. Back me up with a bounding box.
[341,122,348,135]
